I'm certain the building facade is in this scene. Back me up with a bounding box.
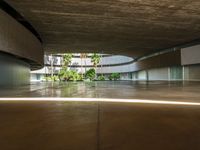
[31,45,200,82]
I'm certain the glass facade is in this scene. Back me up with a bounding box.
[170,66,183,80]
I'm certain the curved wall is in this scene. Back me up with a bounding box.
[98,50,181,73]
[32,47,200,81]
[32,50,181,75]
[0,9,43,86]
[0,53,30,86]
[0,9,43,70]
[44,55,133,67]
[32,55,134,75]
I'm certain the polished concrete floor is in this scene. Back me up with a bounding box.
[0,81,200,150]
[0,101,200,150]
[0,81,200,101]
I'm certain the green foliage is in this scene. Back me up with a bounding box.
[43,76,50,82]
[91,53,101,68]
[85,68,96,81]
[43,75,59,82]
[63,70,72,81]
[70,70,80,81]
[63,53,73,67]
[58,68,68,81]
[59,53,76,81]
[98,75,105,81]
[58,69,82,81]
[51,75,59,81]
[78,74,84,81]
[58,68,66,77]
[109,73,120,81]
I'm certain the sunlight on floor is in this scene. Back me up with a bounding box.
[0,98,200,106]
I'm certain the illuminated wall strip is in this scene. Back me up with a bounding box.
[0,98,199,106]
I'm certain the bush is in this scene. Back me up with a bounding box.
[77,74,84,81]
[85,69,96,81]
[58,69,81,81]
[43,75,59,82]
[98,75,105,81]
[51,75,59,81]
[109,73,120,81]
[58,69,71,81]
[69,70,79,81]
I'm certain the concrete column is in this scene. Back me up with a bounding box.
[0,53,30,86]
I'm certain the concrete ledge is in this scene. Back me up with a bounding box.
[0,9,43,70]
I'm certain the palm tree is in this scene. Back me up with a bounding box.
[91,53,101,69]
[59,53,72,81]
[91,53,101,79]
[80,53,88,77]
[80,53,84,75]
[50,54,54,79]
[63,53,72,69]
[83,53,88,75]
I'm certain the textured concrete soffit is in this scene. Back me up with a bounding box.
[4,0,200,58]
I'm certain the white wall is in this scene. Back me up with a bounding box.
[181,45,200,65]
[138,71,147,80]
[148,68,169,80]
[44,55,133,66]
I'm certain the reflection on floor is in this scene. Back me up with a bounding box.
[0,81,200,102]
[0,101,200,150]
[0,81,200,150]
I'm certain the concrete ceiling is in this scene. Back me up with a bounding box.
[4,0,200,58]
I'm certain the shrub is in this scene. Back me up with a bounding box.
[109,73,120,81]
[77,74,84,81]
[51,75,59,81]
[98,75,105,81]
[85,69,96,81]
[58,69,81,81]
[43,75,59,82]
[91,53,101,68]
[59,69,71,81]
